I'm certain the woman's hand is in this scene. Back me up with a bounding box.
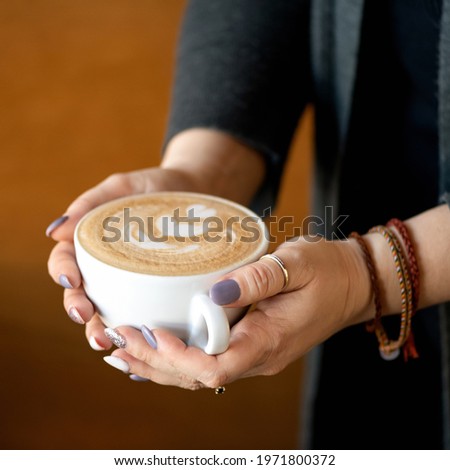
[103,236,373,388]
[46,167,204,349]
[103,204,450,387]
[46,128,266,351]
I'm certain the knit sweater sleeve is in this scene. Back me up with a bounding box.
[164,0,312,210]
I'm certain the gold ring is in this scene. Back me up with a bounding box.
[215,386,226,395]
[260,253,289,290]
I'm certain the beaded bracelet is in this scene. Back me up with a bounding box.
[348,232,383,334]
[386,218,420,359]
[387,218,420,312]
[369,225,414,360]
[350,225,418,361]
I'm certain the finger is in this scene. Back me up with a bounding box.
[48,241,81,288]
[107,325,225,389]
[104,318,271,388]
[46,172,139,241]
[224,306,285,378]
[109,350,205,390]
[149,324,269,387]
[63,286,95,324]
[85,313,112,351]
[150,328,227,388]
[104,325,183,377]
[101,325,207,389]
[209,246,300,308]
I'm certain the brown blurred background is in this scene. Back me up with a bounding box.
[0,0,312,449]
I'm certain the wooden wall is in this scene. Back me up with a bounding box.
[0,0,312,449]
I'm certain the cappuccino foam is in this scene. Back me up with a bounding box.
[77,192,266,275]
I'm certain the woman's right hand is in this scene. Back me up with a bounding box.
[46,128,266,351]
[46,166,203,350]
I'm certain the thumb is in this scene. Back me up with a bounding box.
[209,252,291,307]
[45,173,136,241]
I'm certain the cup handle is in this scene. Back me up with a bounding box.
[188,294,230,355]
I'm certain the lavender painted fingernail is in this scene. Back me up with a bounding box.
[141,325,157,349]
[59,274,73,289]
[104,328,127,349]
[67,306,85,325]
[46,215,69,237]
[129,374,150,382]
[210,279,241,305]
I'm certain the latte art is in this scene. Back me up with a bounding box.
[76,192,267,275]
[126,204,237,254]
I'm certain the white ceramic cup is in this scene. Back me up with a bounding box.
[74,195,268,355]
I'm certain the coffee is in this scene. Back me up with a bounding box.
[77,192,266,276]
[75,192,268,354]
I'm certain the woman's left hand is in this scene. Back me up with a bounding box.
[98,236,373,389]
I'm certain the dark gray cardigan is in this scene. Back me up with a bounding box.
[165,0,450,447]
[310,0,450,449]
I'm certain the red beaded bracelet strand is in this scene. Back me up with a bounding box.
[386,218,420,359]
[387,218,420,312]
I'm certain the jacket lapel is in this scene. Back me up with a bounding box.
[439,0,450,203]
[334,0,365,143]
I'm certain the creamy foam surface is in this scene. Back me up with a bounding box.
[77,192,266,275]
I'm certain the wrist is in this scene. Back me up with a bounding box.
[358,232,403,319]
[340,238,374,325]
[161,128,265,204]
[341,231,403,328]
